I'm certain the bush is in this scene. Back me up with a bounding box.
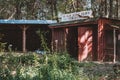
[0,42,6,52]
[0,52,119,80]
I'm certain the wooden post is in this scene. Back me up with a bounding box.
[20,25,28,53]
[64,28,67,52]
[51,29,54,53]
[113,29,116,63]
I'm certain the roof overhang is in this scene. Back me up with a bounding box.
[49,18,98,28]
[109,24,120,29]
[49,17,120,29]
[0,19,57,25]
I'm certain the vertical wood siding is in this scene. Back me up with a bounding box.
[52,28,66,52]
[98,18,112,61]
[78,27,93,61]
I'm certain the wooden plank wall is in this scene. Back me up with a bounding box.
[78,27,93,61]
[52,28,66,52]
[98,18,111,61]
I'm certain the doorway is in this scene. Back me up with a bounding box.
[66,27,78,59]
[104,30,114,61]
[117,31,120,61]
[0,26,22,51]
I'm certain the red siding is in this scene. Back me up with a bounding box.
[50,18,120,62]
[78,27,93,61]
[52,28,66,52]
[98,18,112,61]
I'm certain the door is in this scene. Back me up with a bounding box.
[78,27,93,61]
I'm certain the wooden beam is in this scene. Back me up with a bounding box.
[113,29,116,63]
[51,29,54,52]
[109,24,119,29]
[20,25,28,53]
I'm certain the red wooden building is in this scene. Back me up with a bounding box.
[49,17,120,62]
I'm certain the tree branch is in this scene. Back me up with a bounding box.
[8,8,16,20]
[0,8,5,13]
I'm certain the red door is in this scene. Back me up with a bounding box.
[78,27,93,61]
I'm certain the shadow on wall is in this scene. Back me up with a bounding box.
[78,27,93,61]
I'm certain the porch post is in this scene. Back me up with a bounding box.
[113,29,116,63]
[20,25,28,53]
[51,29,54,52]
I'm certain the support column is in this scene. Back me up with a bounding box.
[51,29,54,53]
[98,19,104,61]
[113,29,116,63]
[20,25,28,53]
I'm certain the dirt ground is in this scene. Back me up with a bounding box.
[82,61,120,80]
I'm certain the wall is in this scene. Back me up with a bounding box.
[51,28,66,52]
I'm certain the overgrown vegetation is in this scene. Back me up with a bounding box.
[0,42,6,52]
[0,52,120,80]
[36,29,50,52]
[0,33,6,52]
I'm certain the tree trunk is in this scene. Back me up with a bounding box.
[116,0,118,19]
[109,0,113,18]
[54,0,58,22]
[15,1,21,19]
[104,0,107,16]
[51,0,54,19]
[119,0,120,18]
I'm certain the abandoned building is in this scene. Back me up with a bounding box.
[0,17,120,62]
[49,17,120,62]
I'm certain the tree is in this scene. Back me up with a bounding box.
[0,0,53,20]
[0,0,120,20]
[91,0,120,19]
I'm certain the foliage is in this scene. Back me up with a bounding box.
[36,29,50,52]
[0,52,120,80]
[0,33,6,52]
[0,0,120,20]
[0,0,52,19]
[91,0,120,19]
[0,42,6,52]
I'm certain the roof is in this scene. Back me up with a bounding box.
[49,17,120,28]
[49,18,98,28]
[0,19,57,25]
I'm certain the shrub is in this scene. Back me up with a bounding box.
[0,42,6,52]
[0,52,119,80]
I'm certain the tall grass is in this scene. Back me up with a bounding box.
[0,52,89,80]
[0,52,119,80]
